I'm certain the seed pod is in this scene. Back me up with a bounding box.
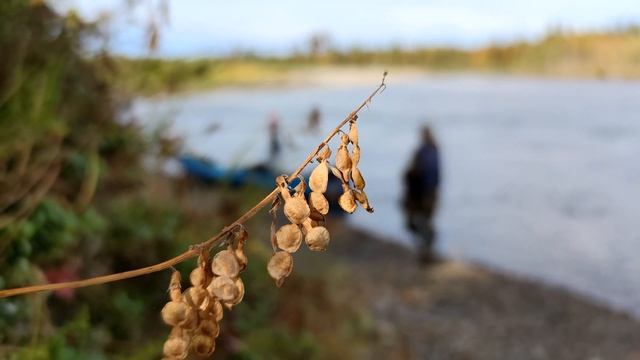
[275,224,303,253]
[309,208,325,223]
[348,121,359,145]
[351,166,366,191]
[354,190,374,213]
[234,244,248,272]
[270,197,280,252]
[293,175,307,196]
[309,160,329,193]
[163,337,188,359]
[161,301,190,327]
[211,250,240,278]
[329,165,344,182]
[339,185,357,213]
[267,251,293,287]
[276,176,292,200]
[351,144,361,166]
[305,225,330,251]
[183,286,210,310]
[168,270,182,302]
[199,317,220,338]
[207,276,239,302]
[318,145,332,161]
[336,143,352,183]
[284,197,310,224]
[189,267,207,288]
[180,306,199,331]
[191,334,215,357]
[206,300,224,322]
[169,326,189,340]
[308,191,329,215]
[224,278,245,308]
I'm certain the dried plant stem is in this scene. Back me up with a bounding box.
[0,74,387,299]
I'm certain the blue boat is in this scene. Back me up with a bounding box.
[178,155,281,189]
[178,154,344,216]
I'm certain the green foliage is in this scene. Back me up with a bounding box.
[0,2,373,358]
[112,57,291,96]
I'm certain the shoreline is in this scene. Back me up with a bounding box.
[128,64,640,99]
[296,221,640,359]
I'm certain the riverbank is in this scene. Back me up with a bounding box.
[296,220,640,359]
[112,27,640,96]
[164,179,640,359]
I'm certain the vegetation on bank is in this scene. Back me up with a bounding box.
[112,27,640,95]
[0,1,371,358]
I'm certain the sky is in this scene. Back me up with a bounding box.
[54,0,640,57]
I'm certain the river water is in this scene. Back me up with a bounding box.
[134,74,640,317]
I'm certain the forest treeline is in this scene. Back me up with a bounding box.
[114,27,640,95]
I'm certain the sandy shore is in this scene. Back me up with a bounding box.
[286,65,425,87]
[293,221,640,360]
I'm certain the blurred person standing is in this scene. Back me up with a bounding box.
[307,106,321,133]
[267,112,282,170]
[403,125,440,263]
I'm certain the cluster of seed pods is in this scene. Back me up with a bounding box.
[266,118,373,287]
[160,227,248,359]
[333,118,373,214]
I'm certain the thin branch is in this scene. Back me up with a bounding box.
[0,75,388,299]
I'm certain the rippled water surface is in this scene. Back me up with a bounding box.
[135,75,640,316]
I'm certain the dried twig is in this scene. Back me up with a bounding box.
[0,75,387,299]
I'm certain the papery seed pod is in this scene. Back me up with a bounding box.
[189,267,207,288]
[169,326,189,340]
[161,301,190,327]
[354,190,374,213]
[233,225,248,243]
[293,175,307,196]
[301,218,313,235]
[269,196,280,252]
[336,142,352,183]
[191,334,215,357]
[309,191,329,215]
[211,250,240,278]
[339,186,357,213]
[340,133,350,145]
[329,165,344,182]
[275,224,303,253]
[183,286,210,310]
[179,307,199,331]
[199,317,220,338]
[207,300,224,322]
[348,121,359,145]
[309,160,329,193]
[305,225,330,251]
[309,209,325,223]
[234,242,248,272]
[318,145,332,161]
[168,270,182,302]
[284,197,310,224]
[207,276,239,302]
[224,278,245,308]
[267,251,293,287]
[351,166,366,191]
[163,337,189,359]
[276,175,292,199]
[351,144,361,166]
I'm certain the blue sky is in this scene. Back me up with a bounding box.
[55,0,640,57]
